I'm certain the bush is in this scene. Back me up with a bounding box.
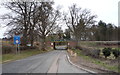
[81,46,100,58]
[112,49,120,59]
[102,48,111,58]
[75,46,82,50]
[83,48,90,56]
[20,46,37,50]
[90,49,100,58]
[2,45,14,54]
[2,46,38,54]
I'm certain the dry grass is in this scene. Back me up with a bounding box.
[73,49,119,72]
[2,49,53,63]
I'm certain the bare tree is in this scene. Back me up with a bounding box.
[1,2,45,46]
[64,4,96,47]
[1,2,36,46]
[35,2,61,50]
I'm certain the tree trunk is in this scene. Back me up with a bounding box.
[22,29,28,46]
[41,36,46,51]
[30,27,34,47]
[22,2,28,47]
[75,34,80,49]
[30,36,34,47]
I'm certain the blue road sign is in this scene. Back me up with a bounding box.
[14,36,20,44]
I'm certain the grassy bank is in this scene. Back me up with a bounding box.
[1,49,53,63]
[72,49,119,72]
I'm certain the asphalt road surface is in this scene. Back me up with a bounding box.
[55,45,67,49]
[2,49,94,74]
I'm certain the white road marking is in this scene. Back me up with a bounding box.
[47,54,60,73]
[66,55,97,74]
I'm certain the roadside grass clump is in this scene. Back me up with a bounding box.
[102,48,111,58]
[112,49,120,59]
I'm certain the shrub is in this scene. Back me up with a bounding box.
[81,47,90,56]
[81,46,100,58]
[2,45,38,54]
[90,49,100,58]
[112,49,120,59]
[20,46,37,50]
[2,45,13,54]
[102,48,111,58]
[20,46,27,50]
[75,46,82,50]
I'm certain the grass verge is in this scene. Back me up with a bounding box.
[1,49,53,63]
[72,49,119,72]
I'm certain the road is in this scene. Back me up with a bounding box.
[2,49,94,74]
[55,45,67,49]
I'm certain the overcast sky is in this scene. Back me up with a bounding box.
[0,0,119,38]
[54,0,119,25]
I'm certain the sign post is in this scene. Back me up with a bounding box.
[14,36,20,54]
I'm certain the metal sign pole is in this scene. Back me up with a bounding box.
[18,44,20,54]
[16,44,18,54]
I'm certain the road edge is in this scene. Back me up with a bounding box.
[66,54,97,74]
[2,49,54,64]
